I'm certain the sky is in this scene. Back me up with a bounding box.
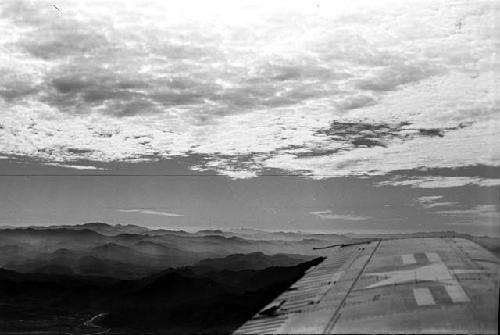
[0,0,499,235]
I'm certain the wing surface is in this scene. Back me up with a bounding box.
[234,237,500,334]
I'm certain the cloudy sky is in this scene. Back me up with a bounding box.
[0,0,498,235]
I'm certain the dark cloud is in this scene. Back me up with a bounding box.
[37,69,158,116]
[52,77,90,94]
[0,69,39,101]
[315,32,403,67]
[0,0,485,140]
[261,63,342,82]
[2,0,422,120]
[2,1,108,60]
[116,99,158,117]
[150,42,221,61]
[0,84,38,101]
[151,92,204,106]
[21,29,107,60]
[66,147,94,155]
[209,61,345,110]
[40,67,223,116]
[316,121,409,139]
[299,120,476,161]
[0,0,52,26]
[419,128,445,137]
[294,148,343,158]
[336,95,375,111]
[355,63,443,91]
[4,0,338,118]
[312,121,407,152]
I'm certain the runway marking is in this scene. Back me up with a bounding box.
[444,284,470,303]
[413,288,436,306]
[364,253,484,306]
[401,254,416,264]
[426,252,441,262]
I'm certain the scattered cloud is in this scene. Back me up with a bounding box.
[436,204,499,226]
[377,176,500,188]
[0,0,498,179]
[43,162,104,170]
[424,202,460,209]
[417,195,443,203]
[310,210,371,221]
[415,195,461,210]
[115,209,184,217]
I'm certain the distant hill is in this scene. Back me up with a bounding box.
[0,226,325,279]
[5,225,495,282]
[77,222,152,235]
[4,251,156,279]
[0,227,105,251]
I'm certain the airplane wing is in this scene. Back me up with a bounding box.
[234,237,500,334]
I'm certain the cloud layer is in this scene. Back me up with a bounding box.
[115,209,184,217]
[310,210,371,221]
[0,0,498,179]
[436,204,499,226]
[378,176,500,188]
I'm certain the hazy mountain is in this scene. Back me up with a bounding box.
[0,227,105,251]
[4,250,156,279]
[0,244,34,266]
[69,222,152,236]
[0,224,375,280]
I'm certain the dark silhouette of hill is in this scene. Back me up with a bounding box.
[101,257,325,334]
[0,268,117,331]
[196,251,314,271]
[0,257,324,334]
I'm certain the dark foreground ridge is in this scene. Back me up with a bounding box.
[0,257,324,334]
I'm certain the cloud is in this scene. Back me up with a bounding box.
[377,176,500,188]
[310,210,371,221]
[115,209,184,217]
[417,195,443,203]
[435,204,499,226]
[355,62,442,92]
[415,195,460,209]
[0,0,498,179]
[423,202,460,209]
[43,162,104,170]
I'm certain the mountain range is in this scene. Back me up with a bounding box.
[0,256,324,334]
[1,222,499,334]
[0,223,346,278]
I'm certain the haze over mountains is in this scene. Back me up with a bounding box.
[1,222,499,334]
[0,222,344,279]
[0,222,339,334]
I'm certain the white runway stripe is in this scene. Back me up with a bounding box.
[401,254,416,264]
[413,288,435,306]
[425,252,441,262]
[445,284,470,303]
